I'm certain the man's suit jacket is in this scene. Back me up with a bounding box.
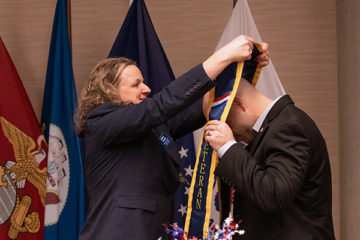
[215,95,335,240]
[79,64,215,240]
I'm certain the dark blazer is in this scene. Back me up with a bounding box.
[79,64,215,240]
[214,95,335,240]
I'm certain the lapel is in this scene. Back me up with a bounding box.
[219,179,231,223]
[246,95,294,154]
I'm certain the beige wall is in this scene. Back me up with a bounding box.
[0,0,341,238]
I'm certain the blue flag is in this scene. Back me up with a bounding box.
[109,0,196,230]
[41,0,86,239]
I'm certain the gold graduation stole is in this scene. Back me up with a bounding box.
[184,43,263,239]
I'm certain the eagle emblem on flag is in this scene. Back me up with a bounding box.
[0,116,47,238]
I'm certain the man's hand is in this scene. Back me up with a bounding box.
[255,42,270,67]
[204,120,235,152]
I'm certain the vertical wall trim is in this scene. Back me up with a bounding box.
[337,0,360,239]
[67,0,72,56]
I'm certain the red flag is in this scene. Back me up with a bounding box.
[0,37,47,240]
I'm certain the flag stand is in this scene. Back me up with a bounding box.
[66,0,72,55]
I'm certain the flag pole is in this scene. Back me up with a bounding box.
[67,0,72,56]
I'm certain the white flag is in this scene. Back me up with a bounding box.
[215,0,286,98]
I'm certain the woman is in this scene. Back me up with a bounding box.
[75,35,269,240]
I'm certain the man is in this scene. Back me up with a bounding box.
[204,79,335,239]
[76,35,269,240]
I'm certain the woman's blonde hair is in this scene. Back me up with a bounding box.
[74,57,136,136]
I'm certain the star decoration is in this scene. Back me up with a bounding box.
[184,165,193,177]
[178,146,189,159]
[178,204,187,216]
[184,186,190,195]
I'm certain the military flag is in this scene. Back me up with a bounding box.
[0,37,47,240]
[41,0,86,239]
